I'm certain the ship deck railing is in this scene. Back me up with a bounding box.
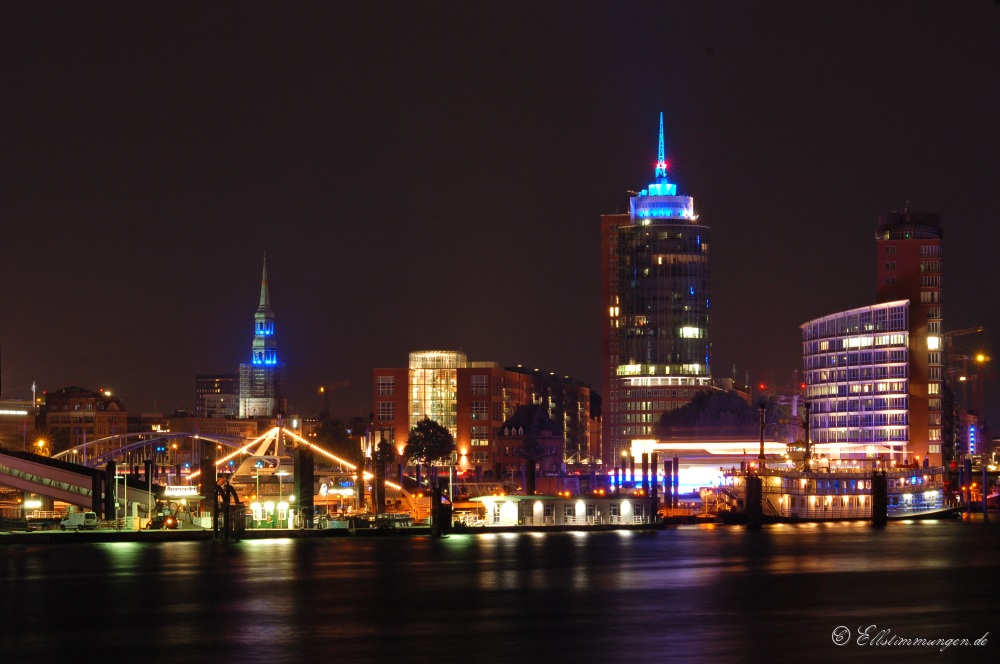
[722,465,946,479]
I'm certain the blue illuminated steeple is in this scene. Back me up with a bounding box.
[239,253,286,418]
[251,255,277,365]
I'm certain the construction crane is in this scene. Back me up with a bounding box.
[318,381,350,417]
[943,327,986,412]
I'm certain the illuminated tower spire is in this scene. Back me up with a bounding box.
[258,253,273,318]
[654,111,667,178]
[251,255,276,365]
[240,253,286,418]
[603,113,710,464]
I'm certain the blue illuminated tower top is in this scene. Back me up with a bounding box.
[629,112,695,222]
[251,255,277,365]
[655,112,667,179]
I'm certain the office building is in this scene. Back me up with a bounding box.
[601,114,712,464]
[802,207,945,466]
[875,208,944,462]
[195,374,240,418]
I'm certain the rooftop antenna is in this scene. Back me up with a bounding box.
[654,112,667,178]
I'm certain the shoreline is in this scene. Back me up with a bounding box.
[0,520,675,544]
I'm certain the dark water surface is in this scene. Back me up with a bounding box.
[2,519,998,663]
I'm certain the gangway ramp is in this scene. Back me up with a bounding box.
[0,449,103,509]
[0,449,164,514]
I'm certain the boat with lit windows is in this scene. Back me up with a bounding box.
[717,454,958,524]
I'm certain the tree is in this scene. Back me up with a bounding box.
[403,418,456,466]
[373,436,395,468]
[516,432,550,496]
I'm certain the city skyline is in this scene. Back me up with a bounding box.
[2,3,998,424]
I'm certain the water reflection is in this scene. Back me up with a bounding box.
[1,520,998,663]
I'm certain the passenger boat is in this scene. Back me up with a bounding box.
[717,458,959,523]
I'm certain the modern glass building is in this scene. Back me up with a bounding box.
[802,301,912,459]
[408,350,466,436]
[601,114,712,464]
[801,207,946,466]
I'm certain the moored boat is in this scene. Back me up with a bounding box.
[718,461,958,523]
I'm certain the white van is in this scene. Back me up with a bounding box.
[60,511,98,531]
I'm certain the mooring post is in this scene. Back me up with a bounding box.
[871,467,888,528]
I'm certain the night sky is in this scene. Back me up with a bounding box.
[2,3,998,423]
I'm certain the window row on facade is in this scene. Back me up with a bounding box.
[802,305,908,340]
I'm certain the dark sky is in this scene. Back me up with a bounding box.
[2,2,999,423]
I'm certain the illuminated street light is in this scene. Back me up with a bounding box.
[276,470,289,503]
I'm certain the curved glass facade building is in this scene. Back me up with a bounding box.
[802,301,911,457]
[601,114,712,462]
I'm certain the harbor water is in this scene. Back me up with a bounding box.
[2,518,998,663]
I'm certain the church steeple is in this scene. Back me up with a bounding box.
[251,255,277,365]
[258,253,273,317]
[240,254,286,418]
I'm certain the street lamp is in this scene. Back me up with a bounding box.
[115,473,128,529]
[277,470,288,501]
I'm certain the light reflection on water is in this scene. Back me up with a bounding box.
[1,520,998,663]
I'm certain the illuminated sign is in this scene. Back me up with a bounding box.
[164,485,200,497]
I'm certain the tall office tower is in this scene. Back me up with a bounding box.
[875,207,944,464]
[601,114,711,465]
[239,257,287,419]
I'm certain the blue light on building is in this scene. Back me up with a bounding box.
[239,255,286,417]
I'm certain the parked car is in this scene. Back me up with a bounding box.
[60,511,98,531]
[145,514,178,530]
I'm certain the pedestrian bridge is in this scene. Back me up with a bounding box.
[0,448,162,517]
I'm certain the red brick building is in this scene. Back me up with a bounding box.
[373,351,598,475]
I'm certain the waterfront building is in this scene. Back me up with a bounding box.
[875,208,944,462]
[239,257,287,418]
[0,398,38,451]
[601,114,712,466]
[42,386,127,455]
[802,301,914,461]
[801,206,946,466]
[470,493,655,527]
[373,351,596,476]
[195,374,240,418]
[503,365,596,466]
[497,403,563,483]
